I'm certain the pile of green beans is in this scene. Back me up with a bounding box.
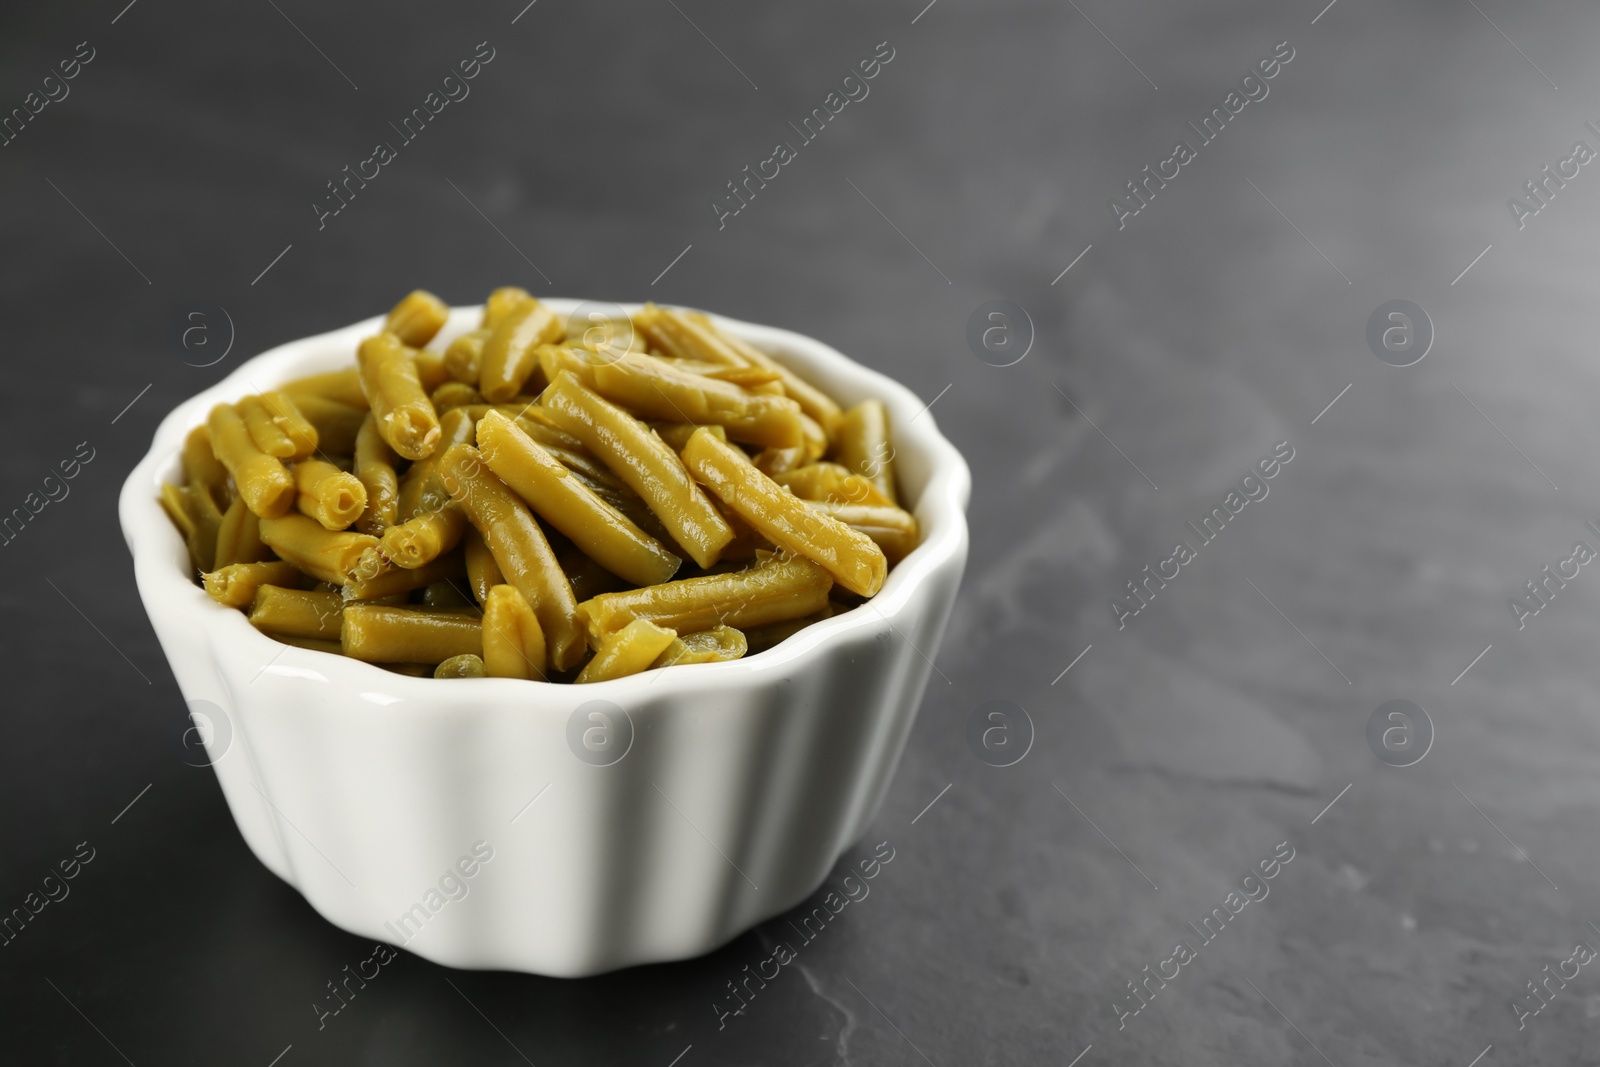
[161,289,919,682]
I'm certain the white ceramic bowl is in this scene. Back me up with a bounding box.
[120,301,969,977]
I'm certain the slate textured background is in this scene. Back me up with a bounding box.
[4,0,1600,1063]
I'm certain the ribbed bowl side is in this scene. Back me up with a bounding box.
[175,546,958,976]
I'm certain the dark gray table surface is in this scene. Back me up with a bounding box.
[5,0,1600,1063]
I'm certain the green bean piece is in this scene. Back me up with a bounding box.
[458,401,546,423]
[719,366,787,391]
[575,618,678,683]
[564,312,644,361]
[357,332,442,461]
[635,304,744,366]
[590,353,807,449]
[379,504,467,569]
[696,311,842,435]
[260,392,319,458]
[283,394,366,455]
[833,400,897,506]
[384,289,449,348]
[806,501,919,563]
[480,296,563,402]
[649,625,747,668]
[753,445,807,476]
[187,476,223,571]
[342,604,482,664]
[477,410,682,586]
[641,305,842,435]
[279,635,344,655]
[249,585,343,640]
[577,553,832,641]
[397,407,475,519]
[772,462,893,507]
[160,482,220,573]
[293,458,367,531]
[512,408,587,453]
[414,348,450,393]
[482,584,547,680]
[160,483,198,549]
[341,553,466,601]
[540,372,734,569]
[743,604,837,655]
[570,468,676,547]
[238,395,297,458]
[543,443,629,495]
[353,414,400,535]
[213,495,273,568]
[259,513,380,585]
[463,527,503,604]
[181,424,230,505]
[536,343,602,390]
[436,443,586,670]
[536,439,626,494]
[430,381,482,412]
[659,357,783,388]
[422,580,476,611]
[556,542,629,603]
[482,286,533,330]
[203,561,309,608]
[714,508,768,564]
[444,328,491,384]
[798,413,829,463]
[649,422,725,451]
[281,368,369,409]
[207,403,296,518]
[682,428,887,597]
[352,545,387,585]
[435,653,487,679]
